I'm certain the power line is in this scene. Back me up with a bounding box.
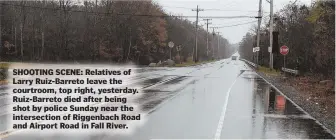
[211,19,256,26]
[209,13,257,20]
[210,15,269,28]
[202,14,268,30]
[215,20,258,28]
[0,2,258,19]
[161,6,193,10]
[202,9,258,12]
[161,6,269,13]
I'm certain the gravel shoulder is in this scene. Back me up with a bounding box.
[256,71,335,134]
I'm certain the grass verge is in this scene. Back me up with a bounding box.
[257,66,281,76]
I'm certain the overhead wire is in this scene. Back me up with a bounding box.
[161,6,266,13]
[207,13,269,30]
[210,19,256,26]
[216,20,258,28]
[0,2,258,19]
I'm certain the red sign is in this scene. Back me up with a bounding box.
[276,95,286,111]
[280,45,289,55]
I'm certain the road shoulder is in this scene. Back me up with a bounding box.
[256,71,335,134]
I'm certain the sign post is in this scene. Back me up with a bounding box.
[176,45,182,56]
[280,45,289,68]
[253,47,260,64]
[168,41,174,60]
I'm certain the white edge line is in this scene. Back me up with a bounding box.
[214,77,239,139]
[254,70,336,137]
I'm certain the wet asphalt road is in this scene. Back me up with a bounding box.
[0,59,335,139]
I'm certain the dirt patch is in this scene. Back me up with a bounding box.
[284,76,334,115]
[257,72,335,134]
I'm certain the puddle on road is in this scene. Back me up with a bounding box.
[136,90,172,103]
[135,77,193,113]
[0,92,8,97]
[241,72,335,139]
[0,86,7,91]
[141,77,166,85]
[162,76,188,85]
[138,89,177,112]
[141,99,166,112]
[127,76,170,88]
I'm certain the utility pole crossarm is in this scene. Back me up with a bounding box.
[192,8,204,11]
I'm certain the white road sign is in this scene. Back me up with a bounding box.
[268,46,272,53]
[168,41,174,48]
[253,47,260,52]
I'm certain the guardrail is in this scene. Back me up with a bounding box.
[239,58,259,68]
[281,67,299,75]
[239,58,300,76]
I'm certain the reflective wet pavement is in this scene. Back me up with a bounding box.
[0,59,334,140]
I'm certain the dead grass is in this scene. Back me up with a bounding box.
[284,75,335,115]
[257,66,281,76]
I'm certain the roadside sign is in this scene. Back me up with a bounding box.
[276,95,286,111]
[280,45,289,55]
[176,45,182,51]
[168,41,174,48]
[254,47,260,52]
[268,46,272,53]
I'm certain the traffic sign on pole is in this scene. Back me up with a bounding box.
[280,45,289,55]
[280,45,289,69]
[168,41,174,60]
[253,47,260,52]
[168,41,174,48]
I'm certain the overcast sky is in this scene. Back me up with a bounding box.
[153,0,312,44]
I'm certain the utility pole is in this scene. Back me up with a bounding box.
[210,27,218,59]
[0,2,2,49]
[269,0,274,69]
[192,5,204,62]
[216,32,220,59]
[203,18,212,58]
[256,0,262,65]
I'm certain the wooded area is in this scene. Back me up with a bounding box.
[238,0,335,78]
[0,0,235,65]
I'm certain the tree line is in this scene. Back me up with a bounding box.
[239,0,335,78]
[0,0,235,65]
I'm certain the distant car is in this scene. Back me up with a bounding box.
[232,56,237,60]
